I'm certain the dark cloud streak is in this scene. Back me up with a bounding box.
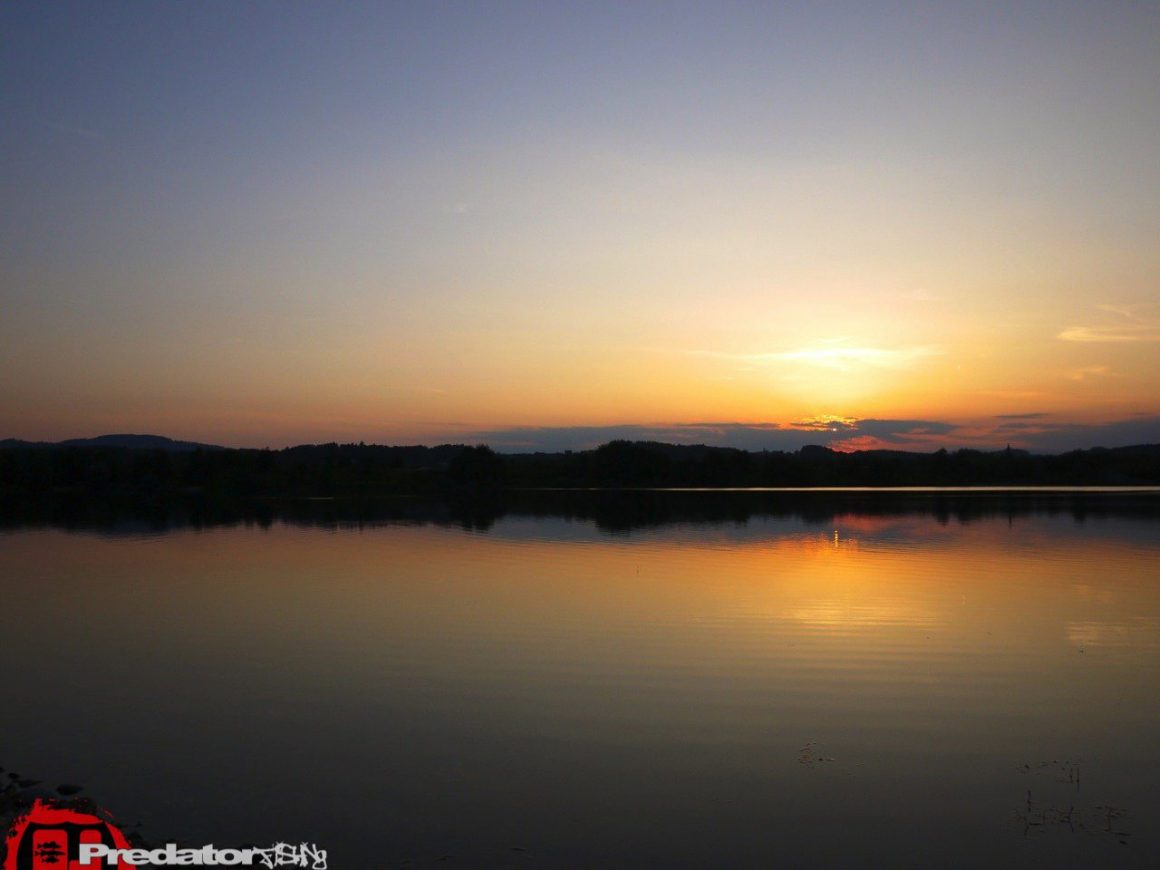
[468,416,1160,454]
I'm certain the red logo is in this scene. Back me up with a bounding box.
[4,800,133,870]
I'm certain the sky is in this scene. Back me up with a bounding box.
[2,1,1158,453]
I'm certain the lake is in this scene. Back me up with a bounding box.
[2,490,1158,868]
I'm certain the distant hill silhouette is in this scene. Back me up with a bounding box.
[1,436,1158,494]
[1,434,221,452]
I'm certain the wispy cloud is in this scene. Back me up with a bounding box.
[993,420,1050,433]
[1096,304,1139,319]
[792,415,857,432]
[978,389,1044,400]
[1095,302,1158,320]
[827,419,959,452]
[692,343,940,370]
[1059,303,1160,343]
[1058,326,1160,343]
[1066,365,1118,382]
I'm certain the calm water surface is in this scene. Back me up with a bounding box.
[2,493,1158,868]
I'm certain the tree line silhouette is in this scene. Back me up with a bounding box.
[1,439,1158,497]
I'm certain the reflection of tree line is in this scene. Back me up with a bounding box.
[1,440,1158,498]
[513,441,1160,488]
[2,488,1157,536]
